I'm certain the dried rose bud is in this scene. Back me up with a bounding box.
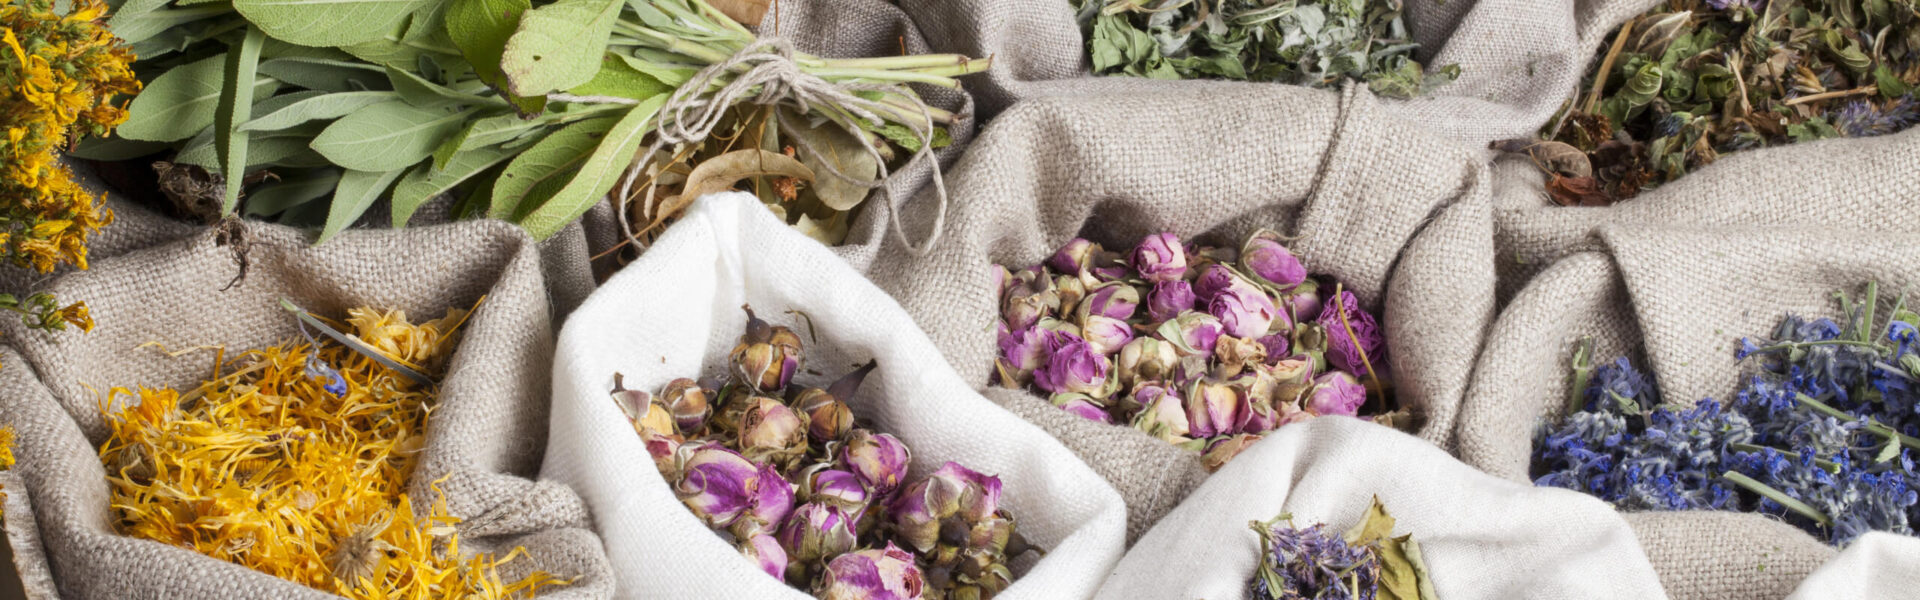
[817,543,926,600]
[1185,380,1243,439]
[1213,335,1269,379]
[1049,237,1098,275]
[1239,388,1280,434]
[792,389,855,444]
[612,377,683,465]
[995,326,1050,387]
[890,462,1002,553]
[1055,274,1088,314]
[1284,281,1323,320]
[797,463,871,516]
[1079,282,1139,321]
[1130,383,1191,442]
[1241,235,1307,290]
[1157,311,1224,358]
[659,378,711,434]
[1002,279,1057,332]
[1269,356,1314,383]
[1293,322,1330,373]
[1034,335,1113,397]
[731,305,804,393]
[1116,336,1178,388]
[778,502,859,566]
[1078,314,1135,355]
[1211,284,1282,339]
[739,397,810,468]
[1146,280,1197,324]
[673,441,780,529]
[1308,371,1368,417]
[1202,433,1264,471]
[1191,264,1241,303]
[837,429,912,497]
[1317,290,1384,375]
[1053,393,1114,424]
[1256,333,1291,363]
[1130,232,1188,283]
[992,265,1015,303]
[741,533,788,581]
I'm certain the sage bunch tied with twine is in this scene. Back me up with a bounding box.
[82,0,985,246]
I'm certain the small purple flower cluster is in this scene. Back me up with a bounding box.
[1248,518,1380,600]
[1834,96,1920,138]
[994,231,1392,471]
[1536,288,1920,546]
[616,308,1034,600]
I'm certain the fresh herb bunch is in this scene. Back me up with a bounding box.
[614,307,1038,600]
[100,302,568,598]
[1535,283,1920,546]
[83,0,983,243]
[1,0,138,335]
[1523,0,1920,206]
[994,231,1403,471]
[1249,498,1435,600]
[1074,0,1458,98]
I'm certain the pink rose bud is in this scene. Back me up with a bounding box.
[889,462,1003,553]
[1079,314,1135,355]
[1130,232,1188,283]
[1209,285,1282,339]
[1116,336,1179,387]
[1316,290,1385,375]
[1001,270,1059,331]
[1080,282,1140,321]
[1202,433,1264,472]
[797,463,872,517]
[1130,383,1191,441]
[1049,237,1098,274]
[659,378,711,435]
[1035,336,1112,397]
[777,502,859,565]
[1241,236,1308,289]
[1285,283,1323,321]
[818,543,926,600]
[731,306,804,393]
[1054,394,1115,424]
[740,533,789,581]
[1185,380,1243,439]
[738,396,809,469]
[1157,311,1224,357]
[837,430,912,497]
[1256,333,1292,363]
[672,441,765,529]
[991,265,1015,303]
[1146,280,1197,323]
[994,326,1050,387]
[1309,371,1369,417]
[1054,274,1087,314]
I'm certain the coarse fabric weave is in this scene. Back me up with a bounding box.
[544,193,1127,599]
[891,0,1661,147]
[1785,532,1920,600]
[835,81,1498,542]
[0,216,615,599]
[1095,417,1664,600]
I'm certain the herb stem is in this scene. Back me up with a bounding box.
[1791,392,1920,450]
[1585,15,1637,115]
[1722,470,1832,527]
[803,67,965,89]
[1331,283,1384,408]
[1727,443,1842,473]
[1567,337,1596,416]
[1783,85,1878,106]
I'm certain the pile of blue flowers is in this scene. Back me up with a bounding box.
[1535,284,1920,546]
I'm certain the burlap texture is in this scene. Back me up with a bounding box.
[0,217,614,598]
[833,81,1497,542]
[892,0,1661,147]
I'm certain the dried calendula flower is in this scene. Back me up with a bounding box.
[98,303,567,599]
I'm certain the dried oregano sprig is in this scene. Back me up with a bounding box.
[1248,497,1435,600]
[1535,282,1920,546]
[1512,0,1920,206]
[1075,0,1459,98]
[99,303,568,598]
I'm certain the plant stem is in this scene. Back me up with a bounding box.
[805,67,967,89]
[1568,337,1596,416]
[1722,470,1832,527]
[1792,392,1920,450]
[817,54,991,71]
[1727,443,1841,473]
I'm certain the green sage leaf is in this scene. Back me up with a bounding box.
[488,116,617,220]
[218,26,268,214]
[67,136,171,161]
[499,0,622,96]
[240,91,397,131]
[446,0,545,114]
[231,0,426,47]
[319,168,406,244]
[390,143,517,226]
[310,101,468,171]
[244,169,343,217]
[386,65,496,107]
[568,54,673,100]
[515,95,665,240]
[121,55,282,142]
[257,57,390,92]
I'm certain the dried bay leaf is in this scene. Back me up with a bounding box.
[784,111,878,212]
[680,149,814,203]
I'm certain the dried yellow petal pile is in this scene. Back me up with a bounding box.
[98,306,562,599]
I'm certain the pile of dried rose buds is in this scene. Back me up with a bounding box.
[995,231,1398,470]
[614,307,1036,600]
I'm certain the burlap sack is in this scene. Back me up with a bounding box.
[890,0,1661,147]
[543,193,1127,598]
[1456,214,1920,598]
[1785,532,1920,599]
[0,217,614,598]
[830,81,1498,542]
[1095,417,1663,599]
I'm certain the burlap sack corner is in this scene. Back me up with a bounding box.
[0,216,615,599]
[839,79,1498,542]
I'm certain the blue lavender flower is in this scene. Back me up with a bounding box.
[305,358,348,397]
[1705,0,1766,10]
[1836,96,1920,138]
[1249,519,1379,600]
[1586,357,1661,412]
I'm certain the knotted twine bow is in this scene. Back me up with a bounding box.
[613,37,951,256]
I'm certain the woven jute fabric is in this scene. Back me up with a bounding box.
[0,216,614,599]
[890,0,1660,148]
[832,81,1497,542]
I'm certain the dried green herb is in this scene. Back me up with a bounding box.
[1075,0,1459,98]
[1516,1,1920,206]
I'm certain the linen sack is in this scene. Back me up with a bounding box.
[1094,417,1664,600]
[1456,219,1920,599]
[542,193,1128,599]
[0,218,615,599]
[833,80,1499,542]
[1785,532,1920,600]
[888,0,1661,147]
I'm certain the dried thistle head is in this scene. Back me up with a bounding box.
[328,516,397,588]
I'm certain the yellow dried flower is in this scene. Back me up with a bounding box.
[98,304,566,599]
[0,426,15,470]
